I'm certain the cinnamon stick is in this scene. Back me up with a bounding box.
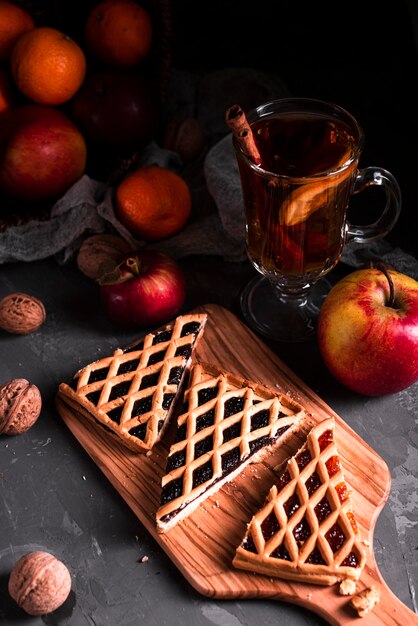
[225,104,262,166]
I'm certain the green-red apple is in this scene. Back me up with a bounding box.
[317,266,418,396]
[0,104,87,203]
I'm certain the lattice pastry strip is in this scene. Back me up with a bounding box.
[233,417,366,585]
[156,361,306,533]
[57,313,207,453]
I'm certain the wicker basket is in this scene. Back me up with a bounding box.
[0,0,173,231]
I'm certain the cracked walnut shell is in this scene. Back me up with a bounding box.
[0,378,42,435]
[0,292,46,334]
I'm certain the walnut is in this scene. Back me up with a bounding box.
[76,233,132,280]
[0,293,46,335]
[0,378,42,435]
[162,115,205,162]
[350,586,380,617]
[8,551,72,616]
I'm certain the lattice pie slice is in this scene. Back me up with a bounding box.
[233,417,366,585]
[156,362,306,532]
[57,313,207,453]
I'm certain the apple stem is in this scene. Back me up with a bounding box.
[125,257,140,276]
[375,262,395,307]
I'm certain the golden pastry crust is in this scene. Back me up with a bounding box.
[57,313,207,453]
[233,417,366,586]
[156,361,306,532]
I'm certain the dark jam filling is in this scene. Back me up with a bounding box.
[132,396,153,417]
[283,493,301,518]
[195,409,215,432]
[250,409,270,431]
[129,422,147,441]
[222,422,241,443]
[221,447,241,472]
[305,547,326,565]
[192,459,213,488]
[167,449,187,472]
[242,533,257,554]
[168,366,184,385]
[107,406,123,424]
[341,551,359,568]
[293,517,311,546]
[117,359,140,376]
[295,448,311,470]
[271,543,291,561]
[175,423,187,442]
[318,429,333,451]
[174,345,192,358]
[162,393,175,410]
[325,522,345,553]
[198,386,218,406]
[147,350,166,366]
[261,511,281,541]
[305,471,322,496]
[152,329,172,345]
[181,321,201,336]
[86,390,101,405]
[314,497,332,523]
[224,396,245,417]
[108,380,131,401]
[160,476,183,504]
[249,435,269,453]
[139,372,160,390]
[88,367,109,384]
[123,340,144,353]
[195,435,213,458]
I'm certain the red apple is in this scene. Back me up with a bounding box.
[317,266,418,396]
[99,249,186,327]
[71,69,161,150]
[0,105,87,203]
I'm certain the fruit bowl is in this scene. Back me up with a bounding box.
[0,0,173,232]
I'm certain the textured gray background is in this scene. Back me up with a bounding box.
[0,255,417,625]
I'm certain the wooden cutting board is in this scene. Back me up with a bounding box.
[55,303,418,625]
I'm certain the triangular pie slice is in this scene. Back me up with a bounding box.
[233,416,366,585]
[156,361,306,533]
[57,313,207,453]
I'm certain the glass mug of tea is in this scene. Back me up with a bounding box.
[227,97,402,342]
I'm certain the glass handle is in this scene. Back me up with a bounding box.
[346,167,402,243]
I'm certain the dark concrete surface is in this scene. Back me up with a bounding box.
[0,254,417,625]
[1,1,417,624]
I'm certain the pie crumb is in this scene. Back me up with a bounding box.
[339,578,356,596]
[350,586,380,617]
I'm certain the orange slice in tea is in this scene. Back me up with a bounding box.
[281,148,353,227]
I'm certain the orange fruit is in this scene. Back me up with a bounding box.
[84,0,153,67]
[0,0,34,61]
[10,26,86,105]
[115,166,192,241]
[0,68,14,114]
